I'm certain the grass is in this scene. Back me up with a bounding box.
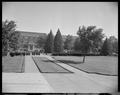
[52,56,118,76]
[32,57,72,73]
[2,56,25,73]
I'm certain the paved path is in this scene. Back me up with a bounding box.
[2,54,118,93]
[2,73,54,93]
[2,55,54,93]
[25,56,39,73]
[42,55,118,93]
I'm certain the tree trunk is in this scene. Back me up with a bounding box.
[83,55,85,63]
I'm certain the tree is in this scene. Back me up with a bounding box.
[9,31,20,51]
[108,36,118,53]
[113,40,118,53]
[77,25,104,53]
[64,35,73,50]
[36,36,46,49]
[54,29,64,53]
[74,37,81,51]
[100,38,112,55]
[44,30,54,53]
[2,20,20,54]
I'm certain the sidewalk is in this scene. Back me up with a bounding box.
[2,55,118,93]
[2,73,54,93]
[25,56,39,73]
[43,54,118,93]
[2,55,54,93]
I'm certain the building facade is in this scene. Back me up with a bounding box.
[17,31,47,52]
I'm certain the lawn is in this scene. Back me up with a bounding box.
[32,57,72,73]
[2,56,25,73]
[52,56,118,76]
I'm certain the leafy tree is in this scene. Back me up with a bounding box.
[77,26,92,53]
[108,36,118,53]
[54,29,64,53]
[36,36,46,49]
[2,20,20,53]
[74,37,81,51]
[100,38,112,55]
[64,35,73,50]
[77,25,104,53]
[44,30,54,53]
[113,40,118,53]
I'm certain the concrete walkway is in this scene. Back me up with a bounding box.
[2,54,118,93]
[42,55,118,93]
[2,55,54,93]
[25,56,39,73]
[2,73,54,93]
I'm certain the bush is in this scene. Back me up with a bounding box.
[15,52,21,56]
[32,52,35,55]
[10,52,15,57]
[36,52,40,55]
[25,52,30,55]
[10,52,25,57]
[22,52,25,56]
[32,51,40,55]
[2,51,8,56]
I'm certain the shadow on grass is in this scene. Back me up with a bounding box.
[42,59,84,64]
[32,57,74,73]
[41,59,59,63]
[52,57,117,76]
[55,60,84,64]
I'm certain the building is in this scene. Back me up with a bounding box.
[16,31,77,53]
[17,31,47,52]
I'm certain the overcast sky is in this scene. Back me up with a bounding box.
[2,2,118,38]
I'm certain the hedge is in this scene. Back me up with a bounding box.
[10,52,26,57]
[32,51,40,55]
[2,52,8,56]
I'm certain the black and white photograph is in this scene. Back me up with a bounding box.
[2,2,118,94]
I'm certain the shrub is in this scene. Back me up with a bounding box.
[2,51,8,56]
[32,52,35,55]
[25,52,30,55]
[21,52,25,56]
[10,52,15,57]
[36,52,40,55]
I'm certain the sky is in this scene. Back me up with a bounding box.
[2,2,118,38]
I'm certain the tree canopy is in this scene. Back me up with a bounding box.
[76,25,104,53]
[64,35,73,50]
[44,30,54,53]
[54,29,64,53]
[36,35,46,49]
[2,20,20,53]
[108,36,118,53]
[74,37,81,51]
[100,38,112,55]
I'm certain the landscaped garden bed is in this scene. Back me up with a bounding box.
[52,56,118,76]
[32,57,73,73]
[2,56,25,73]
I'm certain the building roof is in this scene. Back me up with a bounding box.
[16,31,47,38]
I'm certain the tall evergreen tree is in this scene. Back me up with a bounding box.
[44,30,54,53]
[54,29,63,53]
